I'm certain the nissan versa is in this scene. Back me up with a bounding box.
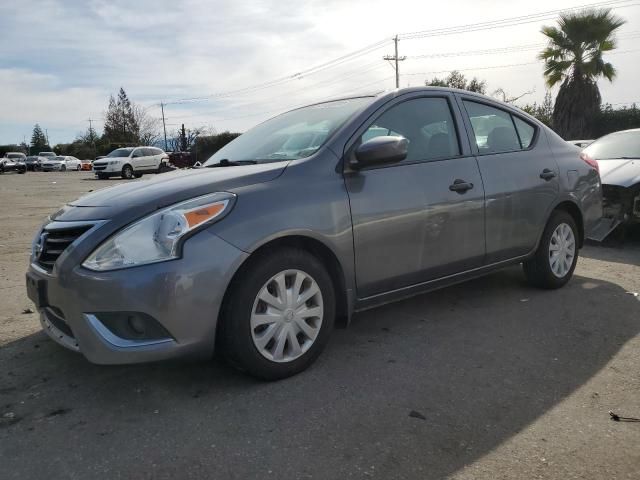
[26,87,602,379]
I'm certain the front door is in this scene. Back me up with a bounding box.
[344,95,486,299]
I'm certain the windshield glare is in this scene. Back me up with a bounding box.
[203,97,370,166]
[583,130,640,160]
[107,148,134,158]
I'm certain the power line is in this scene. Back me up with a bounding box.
[399,0,638,39]
[162,38,391,106]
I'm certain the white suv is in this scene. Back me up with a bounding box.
[93,147,169,179]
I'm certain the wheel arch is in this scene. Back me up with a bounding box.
[219,234,352,333]
[552,200,585,248]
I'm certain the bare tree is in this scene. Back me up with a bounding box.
[133,105,161,145]
[492,88,534,104]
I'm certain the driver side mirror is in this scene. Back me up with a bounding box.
[350,136,408,170]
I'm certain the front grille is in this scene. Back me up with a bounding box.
[36,224,92,272]
[93,165,106,171]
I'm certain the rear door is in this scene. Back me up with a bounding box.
[344,93,486,298]
[457,96,559,263]
[130,148,146,170]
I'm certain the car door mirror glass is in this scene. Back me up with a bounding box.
[352,136,408,169]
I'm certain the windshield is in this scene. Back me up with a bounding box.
[53,156,66,161]
[583,130,640,160]
[6,154,24,159]
[39,152,55,157]
[203,97,370,166]
[107,148,134,158]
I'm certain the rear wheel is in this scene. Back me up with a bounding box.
[122,164,134,179]
[523,210,578,289]
[220,248,335,380]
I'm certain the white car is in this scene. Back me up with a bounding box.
[40,155,82,171]
[92,146,169,179]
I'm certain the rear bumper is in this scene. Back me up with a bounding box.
[27,230,248,364]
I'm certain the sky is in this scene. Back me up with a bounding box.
[1,0,639,146]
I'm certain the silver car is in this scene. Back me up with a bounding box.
[581,128,640,239]
[26,87,602,379]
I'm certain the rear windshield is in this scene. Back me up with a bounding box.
[583,130,640,160]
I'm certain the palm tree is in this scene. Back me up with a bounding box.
[539,8,625,139]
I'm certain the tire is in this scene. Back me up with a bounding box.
[97,173,108,180]
[523,210,579,289]
[122,164,134,179]
[60,165,66,172]
[76,164,81,171]
[219,248,336,380]
[134,173,143,178]
[157,161,166,174]
[18,169,26,174]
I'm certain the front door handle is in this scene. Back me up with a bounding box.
[449,179,474,193]
[540,168,557,181]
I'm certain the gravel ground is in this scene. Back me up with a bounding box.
[1,171,639,479]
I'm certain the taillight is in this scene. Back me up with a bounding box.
[580,152,599,173]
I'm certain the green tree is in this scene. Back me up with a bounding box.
[30,124,48,152]
[521,91,554,127]
[426,70,487,94]
[539,8,625,139]
[102,88,140,145]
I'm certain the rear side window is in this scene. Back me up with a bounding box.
[513,116,535,149]
[360,97,460,163]
[463,101,536,154]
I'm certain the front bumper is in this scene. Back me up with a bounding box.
[41,164,62,171]
[26,229,248,364]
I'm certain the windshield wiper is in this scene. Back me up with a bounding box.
[206,159,258,168]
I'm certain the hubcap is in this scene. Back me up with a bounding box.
[250,269,323,363]
[549,223,575,278]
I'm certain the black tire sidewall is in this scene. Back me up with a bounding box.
[221,248,336,380]
[525,211,579,289]
[122,165,133,179]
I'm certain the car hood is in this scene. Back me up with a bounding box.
[51,162,288,222]
[599,158,640,188]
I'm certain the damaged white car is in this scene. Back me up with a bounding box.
[583,128,640,240]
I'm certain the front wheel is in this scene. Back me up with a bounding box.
[122,165,134,179]
[523,210,579,289]
[60,165,66,172]
[219,248,335,380]
[76,164,81,171]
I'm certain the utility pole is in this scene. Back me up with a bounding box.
[160,102,168,151]
[45,129,50,148]
[87,118,96,157]
[383,35,406,89]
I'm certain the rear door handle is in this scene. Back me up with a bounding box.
[540,168,557,181]
[449,179,474,193]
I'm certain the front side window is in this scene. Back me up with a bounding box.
[360,97,460,163]
[464,101,522,154]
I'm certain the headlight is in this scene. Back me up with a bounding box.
[109,160,119,165]
[82,192,236,271]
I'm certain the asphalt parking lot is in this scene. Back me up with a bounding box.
[1,171,639,479]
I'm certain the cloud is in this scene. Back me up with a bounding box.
[0,0,639,143]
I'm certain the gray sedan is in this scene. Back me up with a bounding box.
[26,87,602,379]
